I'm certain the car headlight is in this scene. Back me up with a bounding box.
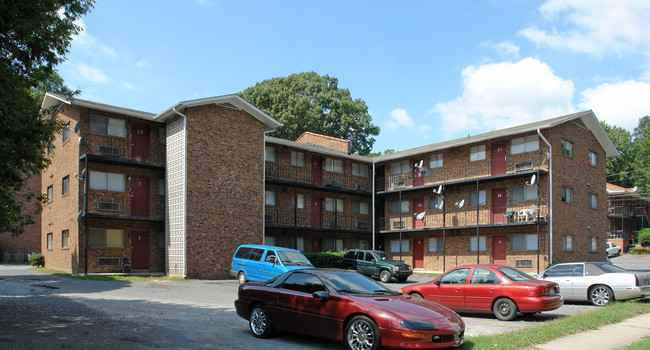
[400,319,438,331]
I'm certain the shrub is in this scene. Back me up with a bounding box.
[630,248,650,255]
[638,228,650,247]
[304,251,346,268]
[29,254,44,267]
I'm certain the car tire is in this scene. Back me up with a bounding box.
[396,277,408,283]
[589,285,614,306]
[379,270,391,283]
[409,292,424,299]
[616,250,621,257]
[249,304,273,338]
[345,315,381,350]
[237,271,246,284]
[493,298,518,321]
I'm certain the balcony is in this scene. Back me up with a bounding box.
[265,163,372,192]
[85,192,164,221]
[377,151,547,191]
[264,208,372,232]
[377,203,548,232]
[82,134,165,165]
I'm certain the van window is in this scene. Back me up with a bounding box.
[265,250,277,263]
[236,247,264,261]
[235,247,253,259]
[364,253,374,262]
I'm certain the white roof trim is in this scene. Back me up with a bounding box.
[41,92,157,120]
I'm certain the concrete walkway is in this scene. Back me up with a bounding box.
[534,313,650,350]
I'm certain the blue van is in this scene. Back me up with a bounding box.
[230,244,314,283]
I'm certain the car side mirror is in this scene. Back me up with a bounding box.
[313,291,330,299]
[434,279,441,286]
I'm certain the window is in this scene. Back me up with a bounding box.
[470,236,486,251]
[510,185,538,201]
[589,193,598,209]
[158,179,166,195]
[545,264,578,277]
[89,228,125,247]
[265,146,275,162]
[470,145,486,162]
[352,163,369,177]
[296,237,305,251]
[61,230,69,249]
[89,171,126,192]
[510,135,539,154]
[511,234,538,251]
[562,235,573,251]
[90,114,126,137]
[47,185,53,202]
[390,160,409,175]
[62,122,71,143]
[291,151,305,167]
[47,141,54,155]
[429,196,443,210]
[291,194,305,209]
[428,237,443,252]
[265,191,275,206]
[429,153,443,168]
[390,239,409,253]
[561,187,574,203]
[325,198,344,212]
[440,268,470,284]
[46,233,53,250]
[390,200,409,213]
[324,158,344,173]
[281,272,327,294]
[561,140,573,157]
[352,201,369,214]
[265,236,276,246]
[470,190,486,206]
[62,175,70,195]
[588,151,597,166]
[470,268,501,284]
[588,237,597,252]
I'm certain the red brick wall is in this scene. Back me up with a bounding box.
[295,132,351,153]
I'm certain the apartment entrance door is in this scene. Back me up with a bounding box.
[413,238,424,269]
[491,142,506,175]
[132,230,149,269]
[131,176,149,217]
[492,234,507,265]
[311,198,321,228]
[132,124,150,161]
[311,157,322,185]
[492,188,506,223]
[413,197,425,229]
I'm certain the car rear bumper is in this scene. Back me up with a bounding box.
[613,285,650,300]
[517,295,563,313]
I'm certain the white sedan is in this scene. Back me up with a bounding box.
[537,262,650,306]
[606,242,621,257]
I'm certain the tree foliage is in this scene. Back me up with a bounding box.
[601,117,650,194]
[632,116,650,194]
[0,0,93,236]
[239,72,380,155]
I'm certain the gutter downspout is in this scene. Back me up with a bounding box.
[263,130,272,246]
[537,128,553,265]
[172,107,187,278]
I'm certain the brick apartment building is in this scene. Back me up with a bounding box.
[606,183,650,251]
[40,92,616,278]
[0,174,42,262]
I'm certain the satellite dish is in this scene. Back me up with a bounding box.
[530,174,536,185]
[73,121,81,133]
[433,185,442,194]
[456,199,464,208]
[78,135,84,145]
[632,186,638,193]
[415,212,425,220]
[530,204,536,214]
[76,210,85,224]
[80,168,87,180]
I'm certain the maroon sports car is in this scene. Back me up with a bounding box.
[235,269,465,349]
[400,264,563,321]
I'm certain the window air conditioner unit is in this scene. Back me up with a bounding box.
[329,180,343,187]
[355,183,368,191]
[515,259,533,268]
[355,221,367,229]
[392,220,405,228]
[515,161,533,172]
[393,181,406,188]
[98,145,120,157]
[97,201,120,211]
[264,214,273,224]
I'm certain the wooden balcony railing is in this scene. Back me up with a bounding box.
[264,208,372,231]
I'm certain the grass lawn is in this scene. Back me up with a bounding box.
[30,267,187,282]
[461,300,650,349]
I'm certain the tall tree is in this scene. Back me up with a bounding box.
[239,72,380,155]
[601,121,635,188]
[632,116,650,194]
[1,0,93,236]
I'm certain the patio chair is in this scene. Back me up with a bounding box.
[122,257,132,273]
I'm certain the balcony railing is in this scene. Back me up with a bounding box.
[378,151,547,191]
[264,208,372,231]
[265,163,372,192]
[377,203,548,231]
[83,134,164,164]
[85,192,164,220]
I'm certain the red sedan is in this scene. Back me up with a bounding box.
[400,264,563,321]
[235,269,465,349]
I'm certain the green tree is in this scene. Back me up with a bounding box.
[239,72,380,155]
[601,121,635,188]
[368,149,397,157]
[1,0,93,236]
[632,116,650,194]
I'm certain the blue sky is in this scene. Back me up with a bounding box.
[58,0,650,154]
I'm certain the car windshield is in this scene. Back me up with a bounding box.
[498,266,535,281]
[277,251,313,267]
[320,272,400,296]
[375,252,393,261]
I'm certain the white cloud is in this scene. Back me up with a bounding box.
[520,0,650,57]
[431,58,575,137]
[482,41,520,59]
[71,18,118,58]
[77,63,108,83]
[385,108,415,130]
[579,80,650,131]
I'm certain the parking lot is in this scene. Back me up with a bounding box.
[1,254,648,349]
